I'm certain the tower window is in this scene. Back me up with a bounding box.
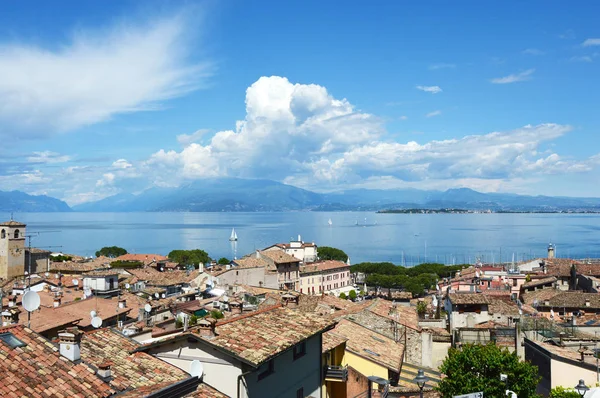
[0,229,4,239]
[14,229,19,239]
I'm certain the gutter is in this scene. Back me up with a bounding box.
[237,370,253,398]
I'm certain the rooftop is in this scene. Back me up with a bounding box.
[0,220,26,227]
[127,268,200,287]
[0,324,114,397]
[259,250,300,265]
[300,260,349,274]
[232,256,270,269]
[81,328,188,393]
[328,318,404,371]
[199,306,335,366]
[50,257,112,273]
[522,276,557,289]
[322,329,348,353]
[115,253,169,264]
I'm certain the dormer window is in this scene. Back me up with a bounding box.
[14,229,19,239]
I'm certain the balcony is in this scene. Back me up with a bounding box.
[324,365,348,382]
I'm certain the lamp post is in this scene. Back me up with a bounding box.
[413,369,428,398]
[575,379,589,397]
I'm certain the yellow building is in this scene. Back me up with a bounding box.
[322,318,404,397]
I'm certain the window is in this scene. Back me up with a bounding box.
[0,332,26,348]
[0,229,4,239]
[296,387,304,398]
[293,341,306,360]
[258,359,274,380]
[14,229,19,239]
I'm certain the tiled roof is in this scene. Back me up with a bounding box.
[259,250,299,264]
[522,276,557,289]
[329,318,404,371]
[81,328,188,393]
[528,290,600,309]
[322,329,348,353]
[448,293,520,315]
[183,383,229,398]
[447,293,490,305]
[127,268,200,286]
[0,220,26,226]
[116,254,169,264]
[200,306,335,366]
[520,289,562,306]
[368,299,420,330]
[50,257,112,273]
[0,324,114,397]
[232,256,269,269]
[300,260,349,274]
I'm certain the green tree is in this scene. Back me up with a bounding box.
[109,260,143,269]
[436,343,541,398]
[317,246,348,262]
[95,246,127,258]
[525,274,532,283]
[348,290,357,301]
[168,249,211,268]
[217,257,230,265]
[189,314,198,326]
[210,310,224,319]
[550,386,580,398]
[416,301,428,317]
[339,292,347,299]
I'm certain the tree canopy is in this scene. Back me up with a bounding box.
[317,246,348,262]
[550,386,581,398]
[217,257,230,265]
[436,343,540,398]
[95,246,127,258]
[168,249,211,268]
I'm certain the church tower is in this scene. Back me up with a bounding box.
[0,219,26,280]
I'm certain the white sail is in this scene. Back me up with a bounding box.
[328,218,332,226]
[229,228,238,241]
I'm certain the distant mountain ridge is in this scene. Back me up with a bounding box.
[72,178,600,212]
[0,190,71,212]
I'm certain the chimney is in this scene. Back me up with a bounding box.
[229,300,243,315]
[559,332,565,347]
[58,327,83,362]
[197,317,216,338]
[118,298,126,309]
[586,299,591,307]
[8,295,15,307]
[256,250,260,259]
[53,296,62,307]
[97,362,112,379]
[545,300,550,306]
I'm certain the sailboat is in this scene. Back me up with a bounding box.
[229,228,238,242]
[328,218,332,226]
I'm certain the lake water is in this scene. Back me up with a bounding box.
[1,212,599,266]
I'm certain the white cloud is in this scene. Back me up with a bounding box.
[27,151,71,163]
[582,38,600,47]
[416,85,442,94]
[177,129,210,145]
[570,55,593,63]
[426,110,442,118]
[490,69,535,84]
[522,48,545,56]
[112,159,133,169]
[399,116,408,121]
[428,63,455,70]
[0,11,211,137]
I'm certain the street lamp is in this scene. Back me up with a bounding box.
[414,369,429,398]
[575,379,589,397]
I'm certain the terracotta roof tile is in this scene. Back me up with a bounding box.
[522,276,557,289]
[0,325,113,397]
[259,250,299,264]
[300,260,349,274]
[198,306,334,366]
[329,319,404,371]
[322,330,348,353]
[115,254,169,264]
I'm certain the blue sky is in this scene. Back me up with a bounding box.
[0,0,599,204]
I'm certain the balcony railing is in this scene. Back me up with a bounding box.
[324,365,348,382]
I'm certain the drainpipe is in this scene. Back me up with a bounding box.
[237,370,253,398]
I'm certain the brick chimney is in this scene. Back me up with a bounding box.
[97,361,113,379]
[53,296,62,307]
[229,300,243,315]
[197,317,216,338]
[58,327,83,362]
[8,295,15,307]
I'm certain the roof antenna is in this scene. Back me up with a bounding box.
[10,212,13,221]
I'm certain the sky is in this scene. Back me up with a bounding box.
[1,0,599,205]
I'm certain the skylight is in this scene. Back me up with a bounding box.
[363,348,380,357]
[0,332,26,349]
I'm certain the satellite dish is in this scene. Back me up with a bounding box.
[73,279,79,286]
[125,283,130,289]
[91,316,103,328]
[161,293,166,298]
[190,360,204,378]
[144,304,152,313]
[22,291,41,312]
[90,310,97,318]
[154,293,160,298]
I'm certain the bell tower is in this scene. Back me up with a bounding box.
[0,219,26,280]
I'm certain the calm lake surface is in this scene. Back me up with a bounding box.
[2,212,599,265]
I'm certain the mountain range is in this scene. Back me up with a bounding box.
[0,190,71,212]
[71,178,600,212]
[5,178,600,213]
